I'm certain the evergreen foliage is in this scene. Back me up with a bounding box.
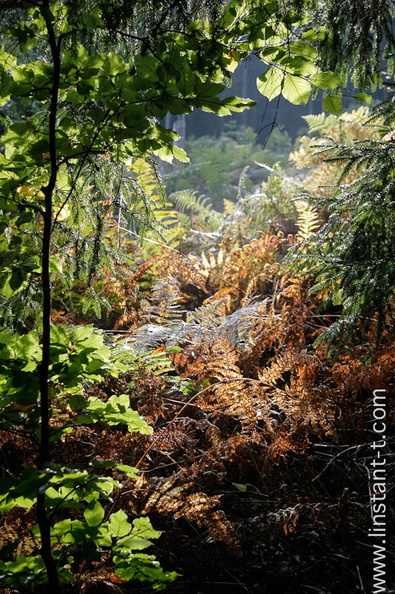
[312,0,395,90]
[287,102,395,349]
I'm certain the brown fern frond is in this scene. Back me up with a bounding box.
[268,504,301,536]
[241,270,277,306]
[255,349,336,439]
[218,234,278,294]
[183,336,241,382]
[258,350,307,389]
[218,431,269,477]
[147,424,199,463]
[196,380,264,430]
[142,477,240,553]
[186,295,230,325]
[159,251,209,293]
[275,277,319,347]
[201,287,239,316]
[200,248,229,270]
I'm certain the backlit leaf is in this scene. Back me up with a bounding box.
[256,67,284,101]
[323,94,343,115]
[107,510,132,538]
[282,75,311,105]
[310,71,342,90]
[84,500,105,527]
[354,92,373,104]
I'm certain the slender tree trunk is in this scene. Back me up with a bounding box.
[37,4,62,589]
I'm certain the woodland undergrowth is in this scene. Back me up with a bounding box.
[2,123,395,593]
[5,237,395,592]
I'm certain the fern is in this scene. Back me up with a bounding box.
[143,276,186,324]
[236,165,250,200]
[294,199,320,239]
[200,247,227,270]
[302,112,337,134]
[171,190,221,232]
[258,349,307,389]
[185,298,229,325]
[142,476,240,552]
[130,320,202,350]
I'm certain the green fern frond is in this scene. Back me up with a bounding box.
[237,166,250,199]
[302,113,337,134]
[171,190,221,232]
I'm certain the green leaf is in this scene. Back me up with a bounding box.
[115,464,139,478]
[114,553,178,584]
[49,255,63,275]
[81,7,103,29]
[115,535,153,551]
[131,517,162,540]
[134,54,159,83]
[279,56,316,76]
[17,331,41,359]
[0,492,35,512]
[90,458,116,469]
[166,346,183,353]
[354,92,373,104]
[256,68,284,101]
[310,71,342,90]
[107,510,132,538]
[289,41,318,60]
[194,80,225,99]
[52,519,84,544]
[84,500,105,527]
[75,414,94,424]
[232,482,248,492]
[170,145,189,163]
[9,267,25,291]
[92,525,112,547]
[51,324,71,347]
[0,555,45,584]
[302,26,327,41]
[103,52,126,77]
[282,75,311,105]
[72,324,96,343]
[113,515,162,554]
[221,96,256,112]
[322,94,343,115]
[68,394,86,411]
[154,144,189,164]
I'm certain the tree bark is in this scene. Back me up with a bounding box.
[36,4,62,589]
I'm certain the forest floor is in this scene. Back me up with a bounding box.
[2,228,395,594]
[58,233,395,592]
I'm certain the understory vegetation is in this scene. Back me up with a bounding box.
[2,107,395,592]
[1,0,395,592]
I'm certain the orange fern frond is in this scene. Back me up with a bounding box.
[142,476,240,552]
